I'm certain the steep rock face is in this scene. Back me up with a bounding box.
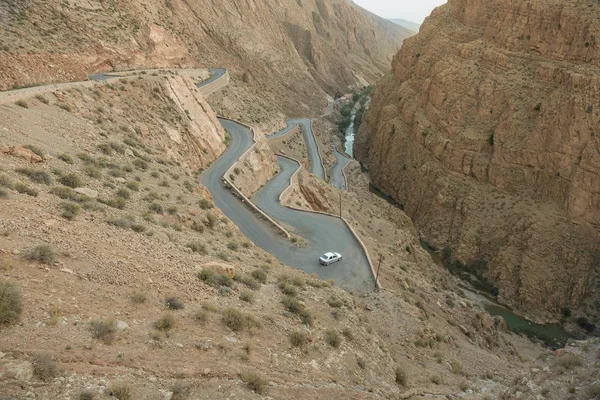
[355,0,600,322]
[0,0,410,116]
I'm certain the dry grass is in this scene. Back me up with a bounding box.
[325,330,341,348]
[32,353,58,381]
[0,281,22,325]
[222,307,245,332]
[240,371,268,395]
[289,330,309,347]
[25,244,57,265]
[109,383,131,400]
[90,319,117,344]
[154,313,175,331]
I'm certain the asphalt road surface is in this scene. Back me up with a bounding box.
[329,146,350,190]
[267,119,325,180]
[202,119,375,292]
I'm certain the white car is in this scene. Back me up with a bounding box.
[319,252,342,266]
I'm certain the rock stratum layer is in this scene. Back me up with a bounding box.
[0,0,411,116]
[355,0,600,322]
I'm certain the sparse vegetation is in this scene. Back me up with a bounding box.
[222,307,245,331]
[240,290,255,303]
[187,242,208,255]
[289,330,309,347]
[16,168,52,184]
[109,383,131,400]
[165,296,184,310]
[131,292,147,304]
[325,330,341,348]
[35,94,49,104]
[59,173,83,188]
[240,371,268,395]
[90,319,117,344]
[16,99,29,108]
[0,281,22,325]
[154,313,175,331]
[199,198,213,210]
[251,269,267,283]
[25,244,57,265]
[99,196,126,209]
[327,296,343,308]
[14,182,39,197]
[555,353,582,370]
[78,389,95,400]
[60,202,80,220]
[31,353,58,381]
[57,102,72,112]
[50,186,90,202]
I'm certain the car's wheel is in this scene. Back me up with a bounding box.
[326,262,330,266]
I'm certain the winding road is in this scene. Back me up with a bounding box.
[266,118,325,180]
[201,119,375,292]
[329,146,350,191]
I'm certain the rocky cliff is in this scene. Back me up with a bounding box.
[355,0,600,323]
[0,0,410,117]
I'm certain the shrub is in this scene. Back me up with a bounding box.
[116,188,131,199]
[131,292,147,304]
[451,360,466,376]
[430,375,442,384]
[57,153,74,164]
[234,273,261,290]
[60,202,80,220]
[107,216,134,229]
[222,307,245,331]
[191,220,204,233]
[194,310,209,324]
[154,314,175,331]
[16,168,52,184]
[327,297,343,308]
[0,281,22,325]
[35,94,49,104]
[14,182,38,196]
[198,198,213,210]
[84,165,102,179]
[32,353,58,381]
[205,212,217,228]
[59,173,83,188]
[587,384,600,399]
[109,142,125,154]
[299,309,314,326]
[167,205,178,215]
[395,366,407,387]
[282,296,302,314]
[98,196,126,209]
[132,159,148,171]
[50,186,90,202]
[171,381,189,400]
[251,269,267,283]
[126,181,139,191]
[325,330,341,348]
[187,242,207,255]
[23,144,44,158]
[97,143,113,155]
[165,296,184,310]
[227,241,239,251]
[90,319,117,344]
[0,188,7,198]
[0,174,13,188]
[25,244,57,265]
[78,389,95,400]
[279,282,298,296]
[109,168,126,178]
[149,202,163,214]
[109,383,131,400]
[289,331,308,347]
[240,371,268,395]
[57,102,72,112]
[240,290,255,303]
[556,353,583,370]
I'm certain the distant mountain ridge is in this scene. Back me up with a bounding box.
[389,18,420,33]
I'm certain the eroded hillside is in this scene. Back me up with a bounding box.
[355,0,600,324]
[0,0,410,124]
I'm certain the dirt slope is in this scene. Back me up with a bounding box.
[0,0,410,122]
[354,0,600,324]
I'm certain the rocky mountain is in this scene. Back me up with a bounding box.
[355,0,600,324]
[389,18,420,33]
[0,0,410,118]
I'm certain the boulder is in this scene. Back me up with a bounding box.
[74,187,98,199]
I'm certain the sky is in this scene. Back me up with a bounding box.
[352,0,447,24]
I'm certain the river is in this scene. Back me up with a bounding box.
[344,108,357,156]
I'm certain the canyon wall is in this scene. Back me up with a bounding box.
[355,0,600,322]
[0,0,411,117]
